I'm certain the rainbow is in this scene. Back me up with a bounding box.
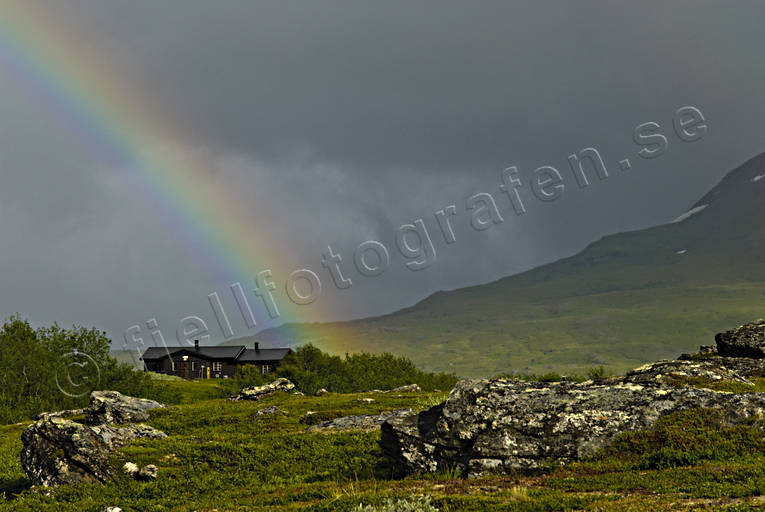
[0,2,339,344]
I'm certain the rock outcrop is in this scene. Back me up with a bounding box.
[381,320,765,477]
[229,378,295,401]
[623,358,760,386]
[391,384,422,393]
[716,319,765,358]
[307,409,414,432]
[21,391,166,487]
[380,377,765,477]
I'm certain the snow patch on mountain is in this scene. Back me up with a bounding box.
[672,204,708,224]
[753,174,765,183]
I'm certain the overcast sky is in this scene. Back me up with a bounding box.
[1,1,764,350]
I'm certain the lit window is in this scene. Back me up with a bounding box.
[212,362,223,372]
[191,362,197,371]
[261,364,273,375]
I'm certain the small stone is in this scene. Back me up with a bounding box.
[122,462,139,476]
[314,388,329,396]
[137,464,158,480]
[356,398,375,403]
[254,406,283,421]
[301,411,318,424]
[102,507,123,512]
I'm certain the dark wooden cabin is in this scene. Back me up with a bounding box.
[140,340,291,380]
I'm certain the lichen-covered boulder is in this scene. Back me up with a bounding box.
[229,378,295,401]
[86,390,166,425]
[21,415,166,487]
[380,377,765,477]
[716,319,765,358]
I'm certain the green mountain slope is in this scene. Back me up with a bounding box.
[250,153,765,377]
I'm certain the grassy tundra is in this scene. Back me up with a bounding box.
[4,377,765,511]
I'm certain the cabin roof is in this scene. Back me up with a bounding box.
[238,348,292,362]
[140,345,291,362]
[141,346,244,361]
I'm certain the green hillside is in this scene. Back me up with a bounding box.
[252,154,765,377]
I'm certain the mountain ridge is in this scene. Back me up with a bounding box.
[227,153,765,377]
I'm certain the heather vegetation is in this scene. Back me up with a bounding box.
[3,384,765,510]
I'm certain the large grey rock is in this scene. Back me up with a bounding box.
[716,319,765,358]
[380,377,765,477]
[86,390,165,425]
[21,415,166,487]
[229,378,295,401]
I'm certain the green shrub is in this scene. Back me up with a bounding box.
[274,344,458,395]
[586,365,607,380]
[0,315,199,424]
[605,408,765,469]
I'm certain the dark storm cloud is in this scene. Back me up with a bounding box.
[1,0,764,346]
